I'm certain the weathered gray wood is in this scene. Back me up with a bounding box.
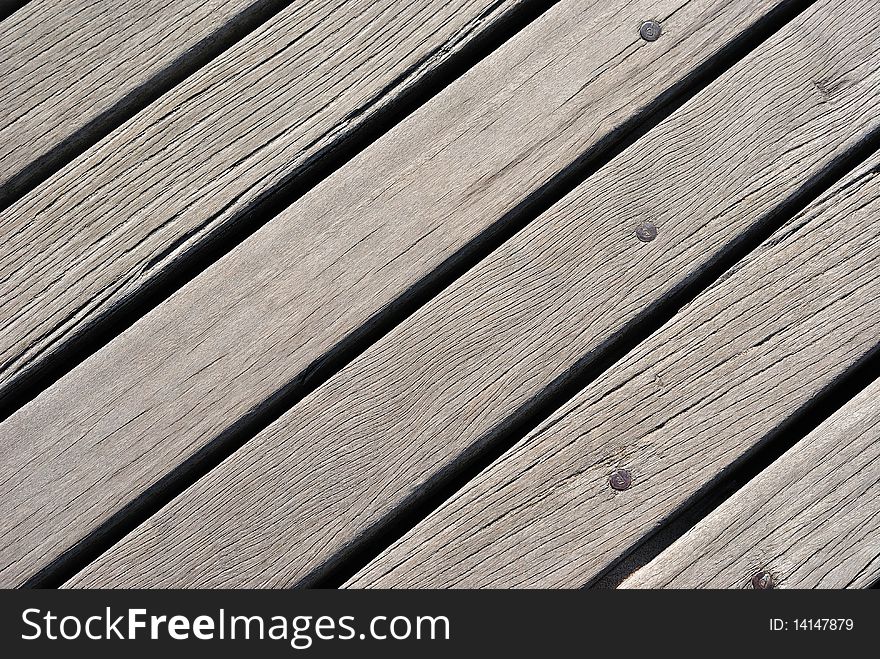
[347,154,880,588]
[1,0,788,587]
[621,376,880,589]
[63,0,880,587]
[0,0,266,199]
[0,0,525,396]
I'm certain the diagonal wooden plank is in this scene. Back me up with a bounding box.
[347,153,880,589]
[0,0,285,205]
[621,375,880,589]
[64,0,879,588]
[0,0,530,403]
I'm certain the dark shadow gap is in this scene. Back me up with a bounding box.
[0,0,300,212]
[590,481,742,589]
[0,0,561,421]
[589,345,880,589]
[0,0,30,22]
[23,0,826,589]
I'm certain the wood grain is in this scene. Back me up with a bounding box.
[0,0,267,201]
[64,0,880,587]
[0,0,525,398]
[621,376,880,589]
[1,0,785,587]
[347,154,880,588]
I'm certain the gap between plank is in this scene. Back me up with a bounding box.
[591,344,880,588]
[0,0,298,211]
[0,1,29,22]
[25,0,817,589]
[0,0,559,421]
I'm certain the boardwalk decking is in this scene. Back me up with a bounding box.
[1,0,878,589]
[348,153,880,588]
[621,375,880,589]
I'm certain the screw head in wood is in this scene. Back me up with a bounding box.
[640,20,662,42]
[609,468,632,491]
[635,221,658,242]
[751,571,774,589]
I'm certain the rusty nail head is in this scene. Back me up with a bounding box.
[751,571,774,589]
[636,221,657,242]
[640,20,662,42]
[609,468,632,491]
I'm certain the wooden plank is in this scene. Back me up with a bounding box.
[0,0,792,587]
[346,154,880,588]
[0,0,527,400]
[621,376,880,589]
[0,0,275,203]
[65,0,880,588]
